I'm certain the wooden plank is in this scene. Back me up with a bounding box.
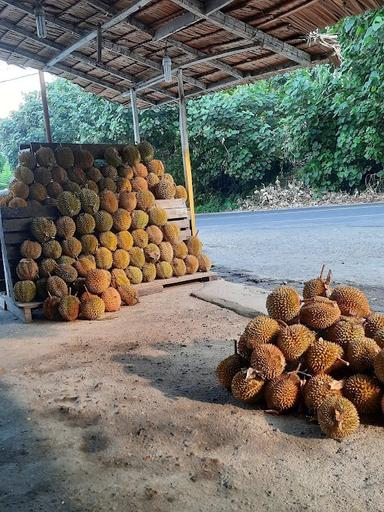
[163,271,217,287]
[4,232,30,244]
[134,282,164,296]
[156,199,186,208]
[180,228,192,241]
[0,209,14,299]
[170,219,190,229]
[166,207,188,219]
[1,205,57,219]
[3,218,33,233]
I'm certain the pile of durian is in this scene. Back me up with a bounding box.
[216,267,384,440]
[5,142,212,321]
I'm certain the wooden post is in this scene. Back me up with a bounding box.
[38,70,52,143]
[178,69,197,236]
[130,88,141,145]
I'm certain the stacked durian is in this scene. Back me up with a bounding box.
[9,142,212,321]
[217,266,384,441]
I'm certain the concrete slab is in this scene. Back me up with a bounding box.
[191,279,268,318]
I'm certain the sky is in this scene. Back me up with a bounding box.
[0,62,55,119]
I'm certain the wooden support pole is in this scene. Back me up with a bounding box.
[130,89,141,145]
[178,69,196,236]
[38,70,52,143]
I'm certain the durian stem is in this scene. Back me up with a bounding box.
[319,264,325,280]
[234,339,238,356]
[338,358,350,367]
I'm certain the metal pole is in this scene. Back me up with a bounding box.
[38,70,52,143]
[130,89,141,145]
[178,69,197,236]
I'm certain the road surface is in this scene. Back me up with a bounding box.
[197,203,384,288]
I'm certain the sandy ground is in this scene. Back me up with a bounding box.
[1,282,384,512]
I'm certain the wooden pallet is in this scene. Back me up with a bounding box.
[134,271,217,297]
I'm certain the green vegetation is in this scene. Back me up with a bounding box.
[0,8,383,211]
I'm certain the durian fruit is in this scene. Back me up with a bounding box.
[216,341,246,390]
[146,225,163,245]
[144,243,161,263]
[99,190,118,214]
[42,240,62,259]
[15,166,34,185]
[87,166,103,183]
[131,176,149,192]
[31,217,57,243]
[62,181,81,194]
[147,159,165,176]
[80,234,99,255]
[47,275,68,298]
[118,285,139,306]
[99,177,117,192]
[55,264,78,284]
[136,190,155,211]
[365,312,384,338]
[330,286,371,318]
[113,249,130,270]
[111,268,130,288]
[116,231,133,251]
[28,183,47,202]
[125,266,143,284]
[68,166,86,184]
[131,210,149,230]
[373,349,384,383]
[241,315,280,351]
[46,181,63,199]
[347,337,381,371]
[102,165,118,180]
[147,172,160,188]
[121,145,141,166]
[43,295,61,321]
[142,262,157,282]
[20,240,42,260]
[18,149,36,169]
[133,163,148,178]
[266,286,301,323]
[75,213,96,235]
[172,258,187,277]
[117,177,131,193]
[343,374,383,414]
[112,208,131,231]
[61,237,82,258]
[138,141,154,163]
[72,277,86,297]
[36,147,55,167]
[99,231,118,251]
[58,255,76,266]
[118,165,134,179]
[277,323,316,362]
[158,241,173,263]
[74,148,94,169]
[300,297,341,330]
[13,280,36,303]
[8,197,28,208]
[119,191,137,211]
[303,375,343,412]
[51,166,68,184]
[323,316,365,349]
[303,265,332,299]
[58,295,80,322]
[250,343,286,380]
[231,368,265,404]
[162,173,175,184]
[85,269,111,294]
[172,241,188,259]
[79,189,100,214]
[163,223,180,244]
[74,256,96,277]
[56,147,74,169]
[374,329,384,349]
[175,185,188,200]
[317,396,359,440]
[26,199,41,208]
[198,253,212,272]
[129,247,145,268]
[306,338,346,375]
[156,261,173,279]
[39,258,57,277]
[101,287,121,312]
[185,254,199,274]
[56,216,76,239]
[44,197,58,207]
[105,146,122,167]
[95,247,113,270]
[34,167,52,185]
[265,373,301,412]
[94,210,113,232]
[132,229,148,248]
[57,191,81,217]
[155,179,176,200]
[186,235,202,256]
[81,294,105,320]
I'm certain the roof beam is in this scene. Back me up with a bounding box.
[179,43,259,67]
[171,0,312,65]
[46,0,154,67]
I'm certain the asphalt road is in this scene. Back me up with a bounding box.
[197,203,384,288]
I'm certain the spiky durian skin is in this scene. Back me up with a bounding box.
[303,278,328,299]
[148,206,168,226]
[374,329,384,349]
[147,172,160,188]
[75,149,94,169]
[52,165,68,184]
[119,191,137,211]
[43,296,61,321]
[56,147,74,169]
[175,185,188,200]
[231,371,265,404]
[303,375,342,412]
[118,285,139,306]
[373,349,384,383]
[42,240,62,260]
[266,286,301,323]
[46,181,63,199]
[31,217,57,243]
[95,247,113,269]
[125,266,143,285]
[56,216,76,239]
[101,287,121,312]
[198,253,212,272]
[39,258,57,277]
[172,241,188,259]
[47,276,68,298]
[138,141,154,163]
[79,189,100,214]
[185,254,199,274]
[113,208,132,231]
[117,177,131,193]
[15,166,34,185]
[104,147,122,167]
[59,296,80,322]
[159,241,174,263]
[28,183,47,202]
[365,312,384,338]
[61,237,82,258]
[132,229,149,249]
[330,286,371,318]
[317,396,360,440]
[136,190,155,211]
[300,297,341,330]
[162,223,180,244]
[18,149,36,169]
[87,166,102,182]
[99,231,118,251]
[121,145,140,167]
[99,190,118,214]
[129,247,145,268]
[62,181,81,194]
[99,177,117,193]
[57,192,81,217]
[113,249,130,270]
[146,225,163,245]
[116,231,133,251]
[81,296,105,320]
[111,268,131,288]
[250,344,286,380]
[347,337,380,372]
[142,262,157,282]
[154,179,175,200]
[20,240,42,260]
[34,167,52,185]
[94,210,113,232]
[277,324,316,362]
[323,317,365,349]
[265,374,301,412]
[16,258,38,281]
[74,256,96,277]
[85,179,99,193]
[306,339,344,375]
[172,258,187,277]
[342,374,383,414]
[75,213,96,235]
[132,177,148,192]
[147,159,165,176]
[133,163,148,178]
[85,269,111,294]
[216,354,245,390]
[36,147,55,167]
[102,165,118,180]
[13,281,36,303]
[9,197,28,208]
[81,234,99,255]
[241,315,280,351]
[144,243,160,263]
[55,264,78,284]
[131,210,149,230]
[156,261,173,279]
[186,236,203,257]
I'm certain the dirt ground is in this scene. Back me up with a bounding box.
[0,282,383,512]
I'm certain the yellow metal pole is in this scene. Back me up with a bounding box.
[177,69,197,236]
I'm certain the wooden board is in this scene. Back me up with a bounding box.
[134,272,217,296]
